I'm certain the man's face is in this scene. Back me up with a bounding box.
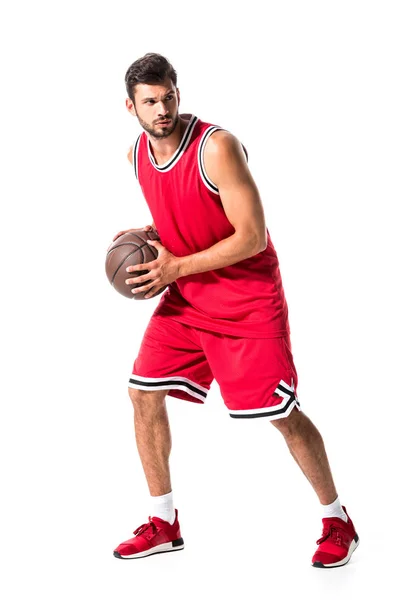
[126,79,180,139]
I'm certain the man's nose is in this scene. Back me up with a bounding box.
[157,102,169,115]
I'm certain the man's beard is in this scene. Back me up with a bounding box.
[137,113,180,139]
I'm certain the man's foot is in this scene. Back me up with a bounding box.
[114,508,184,559]
[312,506,359,568]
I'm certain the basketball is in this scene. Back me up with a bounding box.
[105,229,167,300]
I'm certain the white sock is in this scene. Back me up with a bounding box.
[151,490,175,525]
[322,496,348,522]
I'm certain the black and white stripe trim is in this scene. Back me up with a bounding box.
[133,133,141,181]
[198,126,223,194]
[128,374,208,403]
[147,115,198,172]
[229,378,300,420]
[198,126,249,195]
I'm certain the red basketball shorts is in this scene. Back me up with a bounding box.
[128,315,300,420]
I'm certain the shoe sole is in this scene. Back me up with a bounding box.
[312,533,360,568]
[114,537,184,560]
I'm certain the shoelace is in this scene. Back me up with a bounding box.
[133,517,159,539]
[317,524,344,547]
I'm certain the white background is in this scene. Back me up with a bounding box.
[1,0,399,598]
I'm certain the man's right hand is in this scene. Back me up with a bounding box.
[112,225,153,242]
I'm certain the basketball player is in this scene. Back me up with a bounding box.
[112,53,359,568]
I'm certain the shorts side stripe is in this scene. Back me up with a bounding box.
[228,377,300,420]
[229,397,300,420]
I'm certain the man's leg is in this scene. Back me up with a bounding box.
[114,315,212,559]
[128,387,172,497]
[271,407,337,504]
[113,387,184,560]
[199,328,358,567]
[271,407,359,567]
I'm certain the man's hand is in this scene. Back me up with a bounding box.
[125,239,182,299]
[112,224,153,242]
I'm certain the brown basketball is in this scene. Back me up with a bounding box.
[105,229,167,300]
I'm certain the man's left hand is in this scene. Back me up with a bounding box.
[125,240,182,299]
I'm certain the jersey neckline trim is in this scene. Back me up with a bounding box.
[147,114,198,172]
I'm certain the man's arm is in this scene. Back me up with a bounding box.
[178,130,267,278]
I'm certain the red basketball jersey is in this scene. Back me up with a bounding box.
[133,114,290,338]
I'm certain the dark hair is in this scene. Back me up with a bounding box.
[125,53,178,103]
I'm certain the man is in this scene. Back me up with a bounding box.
[112,53,359,568]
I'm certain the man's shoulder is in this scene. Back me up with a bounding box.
[127,145,133,164]
[203,129,242,159]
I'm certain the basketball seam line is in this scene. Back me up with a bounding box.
[111,243,150,284]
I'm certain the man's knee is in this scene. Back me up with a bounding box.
[270,405,304,437]
[127,386,168,413]
[128,386,143,405]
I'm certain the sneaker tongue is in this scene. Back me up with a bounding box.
[322,516,348,526]
[151,515,167,524]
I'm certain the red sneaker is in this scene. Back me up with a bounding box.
[312,506,359,568]
[113,509,184,560]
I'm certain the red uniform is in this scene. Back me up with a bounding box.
[128,114,300,420]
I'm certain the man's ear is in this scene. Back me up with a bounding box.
[177,88,180,107]
[126,97,137,117]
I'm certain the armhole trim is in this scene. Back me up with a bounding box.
[133,133,141,181]
[198,126,223,194]
[198,127,249,195]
